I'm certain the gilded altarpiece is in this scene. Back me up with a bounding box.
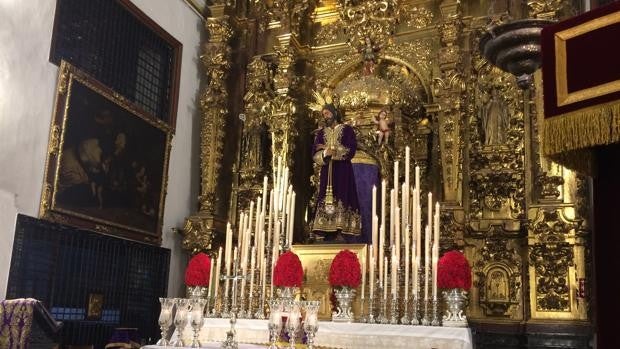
[184,0,593,342]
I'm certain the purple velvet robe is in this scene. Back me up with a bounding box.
[311,124,362,236]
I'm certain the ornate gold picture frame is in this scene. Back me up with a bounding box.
[291,243,367,320]
[40,61,172,244]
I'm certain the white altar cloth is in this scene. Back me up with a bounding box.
[160,318,472,349]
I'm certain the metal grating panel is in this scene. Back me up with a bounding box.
[7,214,170,348]
[50,0,176,121]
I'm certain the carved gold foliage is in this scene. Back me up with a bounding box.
[337,0,400,50]
[315,21,343,46]
[182,216,215,255]
[400,4,434,29]
[529,209,580,312]
[384,40,433,80]
[530,242,573,311]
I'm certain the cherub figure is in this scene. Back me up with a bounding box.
[373,109,392,145]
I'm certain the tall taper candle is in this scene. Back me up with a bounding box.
[369,251,375,300]
[214,247,222,301]
[390,189,395,244]
[361,246,367,299]
[424,225,430,301]
[372,186,377,263]
[383,256,388,300]
[373,215,379,264]
[395,207,401,263]
[249,246,256,298]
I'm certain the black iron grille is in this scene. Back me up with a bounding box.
[50,0,176,121]
[7,214,170,348]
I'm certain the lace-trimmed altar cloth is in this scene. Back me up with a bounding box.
[164,318,472,349]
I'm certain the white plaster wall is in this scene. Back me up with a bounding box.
[0,0,201,299]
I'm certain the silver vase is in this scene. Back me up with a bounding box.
[442,288,468,327]
[332,286,356,322]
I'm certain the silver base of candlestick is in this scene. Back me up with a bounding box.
[254,298,266,319]
[238,295,248,319]
[389,297,399,324]
[411,296,421,325]
[378,298,389,324]
[246,295,255,319]
[221,297,231,318]
[400,300,410,325]
[367,298,375,324]
[431,298,441,326]
[358,298,367,323]
[421,299,430,326]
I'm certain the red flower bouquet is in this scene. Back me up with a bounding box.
[329,250,361,288]
[437,250,472,290]
[273,251,304,287]
[185,252,212,287]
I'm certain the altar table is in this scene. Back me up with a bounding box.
[159,318,472,349]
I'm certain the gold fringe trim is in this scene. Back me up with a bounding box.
[543,99,620,156]
[542,100,620,174]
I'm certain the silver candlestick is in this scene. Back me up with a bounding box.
[389,296,399,324]
[431,298,441,326]
[220,257,249,349]
[411,294,421,325]
[421,298,430,326]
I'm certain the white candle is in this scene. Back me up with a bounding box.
[405,147,410,219]
[361,246,367,299]
[391,248,397,297]
[271,244,278,297]
[390,189,395,245]
[415,166,420,189]
[372,215,379,264]
[262,175,268,213]
[427,193,432,244]
[432,243,439,300]
[415,189,421,267]
[225,222,232,277]
[369,248,375,300]
[383,256,388,300]
[372,186,378,263]
[381,179,386,238]
[434,202,440,250]
[214,246,222,300]
[261,256,267,301]
[393,160,399,192]
[267,189,274,247]
[379,225,384,288]
[249,246,256,298]
[411,240,417,299]
[395,207,400,263]
[288,192,296,247]
[424,225,430,301]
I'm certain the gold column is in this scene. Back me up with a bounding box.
[181,5,233,255]
[433,0,464,204]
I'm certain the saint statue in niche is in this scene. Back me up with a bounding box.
[481,88,509,145]
[359,37,382,75]
[488,269,508,301]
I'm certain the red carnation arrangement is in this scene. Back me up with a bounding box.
[437,250,472,290]
[329,250,361,288]
[273,251,304,287]
[185,252,212,287]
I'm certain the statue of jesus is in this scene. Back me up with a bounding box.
[311,103,362,240]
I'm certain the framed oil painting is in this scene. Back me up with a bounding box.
[40,61,172,244]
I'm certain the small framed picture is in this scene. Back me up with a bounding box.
[87,293,104,320]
